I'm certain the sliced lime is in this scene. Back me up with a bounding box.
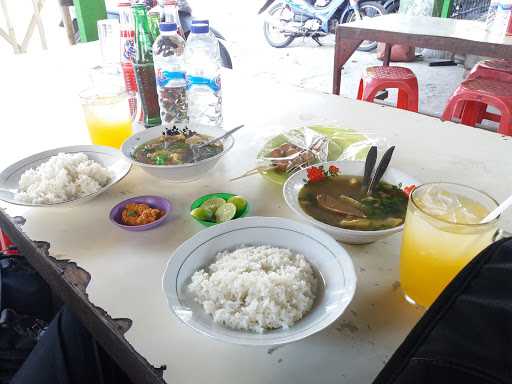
[215,203,237,223]
[190,207,213,221]
[200,197,226,213]
[227,195,247,214]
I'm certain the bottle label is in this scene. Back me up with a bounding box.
[122,39,136,62]
[186,75,221,93]
[157,69,186,87]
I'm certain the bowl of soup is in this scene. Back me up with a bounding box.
[283,161,420,244]
[121,125,234,182]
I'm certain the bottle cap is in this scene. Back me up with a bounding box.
[191,23,209,34]
[160,22,177,32]
[192,19,209,26]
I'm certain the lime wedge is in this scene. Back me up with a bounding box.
[190,207,213,221]
[201,197,226,213]
[215,203,237,223]
[227,195,247,214]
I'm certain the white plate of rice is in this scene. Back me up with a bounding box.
[0,145,132,207]
[162,216,357,346]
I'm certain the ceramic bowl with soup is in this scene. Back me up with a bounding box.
[121,126,234,182]
[283,161,420,244]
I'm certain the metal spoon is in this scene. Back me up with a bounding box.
[192,124,244,162]
[367,146,395,195]
[194,124,244,150]
[361,146,377,192]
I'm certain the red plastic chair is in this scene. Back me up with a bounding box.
[357,66,419,112]
[442,78,512,136]
[467,58,512,82]
[454,59,512,121]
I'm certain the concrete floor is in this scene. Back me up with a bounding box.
[189,0,467,118]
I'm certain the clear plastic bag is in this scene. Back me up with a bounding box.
[258,127,330,174]
[255,123,389,183]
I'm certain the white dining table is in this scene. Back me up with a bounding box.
[1,43,512,384]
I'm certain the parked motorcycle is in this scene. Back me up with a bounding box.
[258,0,389,51]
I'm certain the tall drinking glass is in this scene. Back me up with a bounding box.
[80,86,133,149]
[400,183,499,308]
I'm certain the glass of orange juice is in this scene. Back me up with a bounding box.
[400,183,499,308]
[80,86,133,149]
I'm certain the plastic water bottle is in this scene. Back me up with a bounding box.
[184,23,222,128]
[191,19,221,64]
[153,22,188,129]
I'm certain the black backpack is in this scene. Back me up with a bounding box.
[374,237,512,384]
[0,253,53,383]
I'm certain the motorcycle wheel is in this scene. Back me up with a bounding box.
[344,1,386,52]
[263,3,295,48]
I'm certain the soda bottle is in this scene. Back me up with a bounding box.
[132,3,161,128]
[118,1,137,117]
[184,23,222,128]
[153,22,187,129]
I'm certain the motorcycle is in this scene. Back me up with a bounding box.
[258,0,389,51]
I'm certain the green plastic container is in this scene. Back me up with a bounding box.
[190,193,250,227]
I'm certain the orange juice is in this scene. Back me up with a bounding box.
[84,112,132,148]
[81,88,133,149]
[400,183,498,307]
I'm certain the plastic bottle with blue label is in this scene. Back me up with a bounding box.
[184,23,222,128]
[152,22,188,129]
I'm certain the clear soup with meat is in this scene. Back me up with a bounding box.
[298,175,408,231]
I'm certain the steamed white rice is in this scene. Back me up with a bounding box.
[15,153,112,204]
[188,245,317,333]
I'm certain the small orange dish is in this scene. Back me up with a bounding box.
[121,203,163,226]
[110,196,172,232]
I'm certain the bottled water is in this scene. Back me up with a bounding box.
[153,22,188,129]
[191,19,220,61]
[184,23,222,128]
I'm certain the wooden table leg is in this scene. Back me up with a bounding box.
[332,30,362,95]
[31,0,47,50]
[0,0,21,53]
[383,43,392,67]
[60,5,76,45]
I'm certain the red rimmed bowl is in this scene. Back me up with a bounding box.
[110,195,172,231]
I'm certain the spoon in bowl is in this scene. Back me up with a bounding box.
[364,146,396,196]
[192,124,244,162]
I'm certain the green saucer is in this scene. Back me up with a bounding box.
[190,193,250,227]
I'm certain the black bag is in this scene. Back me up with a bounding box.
[0,253,52,384]
[374,237,512,384]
